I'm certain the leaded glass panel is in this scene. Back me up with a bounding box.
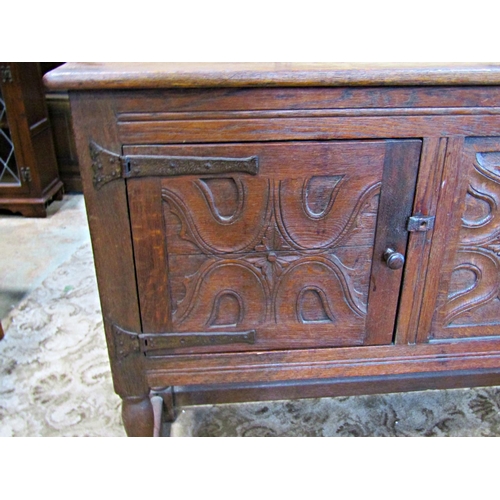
[0,87,20,185]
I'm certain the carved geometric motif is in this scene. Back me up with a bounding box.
[442,149,500,327]
[162,172,381,333]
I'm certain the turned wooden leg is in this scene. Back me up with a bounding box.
[121,395,155,437]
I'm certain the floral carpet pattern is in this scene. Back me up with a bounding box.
[1,242,500,437]
[0,245,125,437]
[172,386,500,437]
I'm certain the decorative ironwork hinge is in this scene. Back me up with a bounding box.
[0,65,13,83]
[89,140,259,190]
[20,167,32,184]
[114,325,141,360]
[113,324,256,361]
[407,215,435,232]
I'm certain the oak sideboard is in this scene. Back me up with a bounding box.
[45,63,500,436]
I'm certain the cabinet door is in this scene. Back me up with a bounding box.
[126,140,421,354]
[429,138,500,340]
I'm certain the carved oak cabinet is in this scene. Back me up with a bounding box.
[45,63,500,436]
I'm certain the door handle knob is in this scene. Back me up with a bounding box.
[383,248,405,270]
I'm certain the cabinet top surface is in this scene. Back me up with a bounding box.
[43,62,500,90]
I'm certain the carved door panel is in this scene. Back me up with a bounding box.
[126,140,422,354]
[430,138,500,340]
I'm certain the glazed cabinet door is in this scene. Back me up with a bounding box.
[427,138,500,340]
[0,63,62,217]
[125,140,421,354]
[0,66,31,195]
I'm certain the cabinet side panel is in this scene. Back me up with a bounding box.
[30,125,61,192]
[46,93,82,192]
[17,63,46,126]
[69,92,145,397]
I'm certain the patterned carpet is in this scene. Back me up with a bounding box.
[1,242,500,437]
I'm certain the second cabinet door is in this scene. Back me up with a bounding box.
[126,140,421,353]
[429,137,500,341]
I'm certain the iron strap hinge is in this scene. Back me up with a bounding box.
[407,215,435,232]
[89,140,259,190]
[113,324,256,360]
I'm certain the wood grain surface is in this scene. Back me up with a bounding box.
[63,64,500,436]
[430,138,500,340]
[126,141,410,352]
[44,62,500,90]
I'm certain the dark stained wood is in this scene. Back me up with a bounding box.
[429,138,500,340]
[127,177,172,333]
[117,115,500,145]
[173,369,500,409]
[416,137,468,342]
[69,93,152,435]
[112,87,500,114]
[50,63,500,436]
[0,63,63,217]
[121,396,154,437]
[0,179,65,217]
[365,140,421,344]
[119,108,500,121]
[395,138,448,344]
[43,63,500,90]
[145,338,500,387]
[46,92,81,192]
[126,141,418,353]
